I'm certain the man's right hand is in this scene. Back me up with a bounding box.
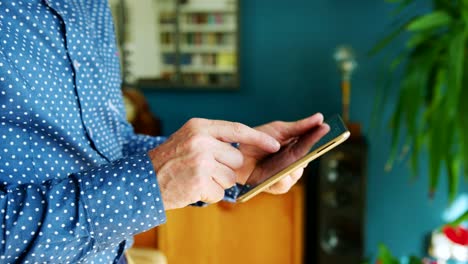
[147,118,281,210]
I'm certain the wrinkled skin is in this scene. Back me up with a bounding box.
[148,113,329,210]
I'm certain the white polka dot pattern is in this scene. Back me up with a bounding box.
[0,0,167,263]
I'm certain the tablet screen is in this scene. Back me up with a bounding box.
[241,115,349,194]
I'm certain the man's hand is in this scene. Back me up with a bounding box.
[236,113,330,194]
[148,118,280,210]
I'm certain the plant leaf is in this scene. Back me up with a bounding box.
[370,51,407,136]
[391,0,415,16]
[424,68,446,119]
[445,118,461,202]
[376,244,399,264]
[448,209,468,226]
[458,118,468,180]
[369,24,408,56]
[406,32,432,48]
[428,108,444,196]
[370,66,394,135]
[401,65,422,140]
[409,132,423,177]
[400,48,437,166]
[390,51,407,71]
[408,256,422,264]
[386,99,403,171]
[446,31,466,119]
[446,155,461,203]
[446,30,467,188]
[407,11,452,31]
[458,40,468,179]
[463,7,468,25]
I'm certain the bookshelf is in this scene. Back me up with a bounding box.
[156,0,239,89]
[110,0,239,89]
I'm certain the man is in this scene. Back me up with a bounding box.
[0,1,329,263]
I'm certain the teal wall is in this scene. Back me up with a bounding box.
[142,0,464,260]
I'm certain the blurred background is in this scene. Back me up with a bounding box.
[112,0,468,263]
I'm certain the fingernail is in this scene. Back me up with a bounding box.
[273,139,281,149]
[316,113,324,122]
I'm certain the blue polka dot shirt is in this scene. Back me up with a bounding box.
[0,0,169,263]
[0,0,245,262]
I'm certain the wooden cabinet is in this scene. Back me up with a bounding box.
[134,185,304,264]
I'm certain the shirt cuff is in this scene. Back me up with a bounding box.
[77,153,166,245]
[190,184,252,207]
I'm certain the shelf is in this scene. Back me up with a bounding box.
[159,24,176,32]
[138,79,239,90]
[160,45,175,53]
[161,45,235,53]
[158,8,176,14]
[180,5,236,13]
[181,45,235,53]
[156,1,176,11]
[162,65,235,74]
[180,24,236,32]
[160,24,236,33]
[181,65,236,74]
[161,65,175,73]
[151,0,238,88]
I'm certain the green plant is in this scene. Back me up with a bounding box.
[372,0,468,201]
[364,211,468,264]
[375,244,422,264]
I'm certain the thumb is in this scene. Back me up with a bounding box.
[280,113,324,139]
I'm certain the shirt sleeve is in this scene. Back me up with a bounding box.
[121,130,167,157]
[120,125,245,206]
[0,152,165,263]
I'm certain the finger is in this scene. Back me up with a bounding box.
[280,113,324,139]
[289,168,304,183]
[211,141,244,170]
[265,168,304,195]
[211,164,237,189]
[266,175,294,195]
[201,180,227,204]
[206,120,280,153]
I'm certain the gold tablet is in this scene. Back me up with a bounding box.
[237,115,350,202]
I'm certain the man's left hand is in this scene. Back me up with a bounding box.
[235,113,330,194]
